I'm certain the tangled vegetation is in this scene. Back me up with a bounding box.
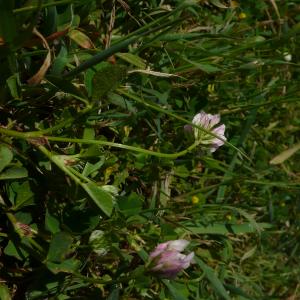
[0,0,299,299]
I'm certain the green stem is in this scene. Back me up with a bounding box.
[13,0,73,14]
[45,136,200,158]
[0,127,40,138]
[67,166,91,183]
[0,128,200,159]
[37,146,81,184]
[72,271,140,285]
[117,89,249,161]
[36,118,75,135]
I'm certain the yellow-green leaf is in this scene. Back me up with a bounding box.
[116,53,146,69]
[270,143,300,165]
[0,284,11,300]
[68,29,94,49]
[82,182,114,216]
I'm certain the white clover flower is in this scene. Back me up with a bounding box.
[283,52,292,62]
[192,111,226,152]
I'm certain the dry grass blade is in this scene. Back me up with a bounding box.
[27,28,51,85]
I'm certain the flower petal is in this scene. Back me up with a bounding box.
[208,114,220,128]
[192,111,220,129]
[167,239,189,251]
[192,112,207,126]
[149,241,169,258]
[148,240,194,279]
[180,252,194,269]
[213,124,225,136]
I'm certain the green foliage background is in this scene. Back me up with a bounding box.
[0,0,299,299]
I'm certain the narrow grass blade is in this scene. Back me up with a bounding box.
[195,257,230,300]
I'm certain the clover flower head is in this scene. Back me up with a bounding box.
[192,111,226,152]
[148,239,194,279]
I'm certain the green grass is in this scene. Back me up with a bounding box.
[0,0,299,299]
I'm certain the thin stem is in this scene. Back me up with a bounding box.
[37,146,81,184]
[45,136,200,158]
[13,0,73,14]
[0,127,37,138]
[118,89,247,158]
[72,271,140,285]
[0,126,199,159]
[67,166,91,183]
[36,118,75,135]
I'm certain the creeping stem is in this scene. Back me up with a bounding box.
[0,127,199,159]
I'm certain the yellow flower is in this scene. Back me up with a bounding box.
[226,214,232,221]
[238,12,247,20]
[207,83,215,94]
[192,196,199,204]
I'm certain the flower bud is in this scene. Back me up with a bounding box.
[16,222,34,237]
[148,239,194,279]
[283,52,292,62]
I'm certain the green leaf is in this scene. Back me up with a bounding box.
[82,127,95,140]
[47,232,73,263]
[107,92,137,113]
[174,165,189,178]
[62,206,100,234]
[46,258,80,274]
[51,45,68,76]
[0,167,28,180]
[82,159,105,177]
[195,257,230,300]
[68,29,94,49]
[162,280,187,300]
[184,223,272,235]
[270,143,300,164]
[0,2,17,45]
[240,246,257,263]
[210,0,228,9]
[183,58,221,73]
[46,75,84,98]
[6,74,20,99]
[0,283,11,300]
[224,284,254,300]
[14,181,34,209]
[92,64,127,100]
[82,182,114,216]
[40,6,57,36]
[45,210,60,234]
[57,4,74,31]
[118,192,143,217]
[89,230,109,256]
[0,145,13,172]
[116,53,146,69]
[4,240,29,261]
[107,288,120,300]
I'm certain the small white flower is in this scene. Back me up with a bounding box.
[192,111,226,152]
[283,52,292,62]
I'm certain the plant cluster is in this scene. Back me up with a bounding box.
[0,0,299,299]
